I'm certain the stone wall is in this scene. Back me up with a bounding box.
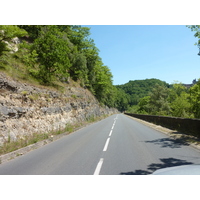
[125,113,200,138]
[0,73,118,145]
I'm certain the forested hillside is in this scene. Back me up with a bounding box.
[126,80,200,119]
[0,25,128,111]
[116,79,169,105]
[116,77,200,119]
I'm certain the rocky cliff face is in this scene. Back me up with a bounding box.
[0,73,118,145]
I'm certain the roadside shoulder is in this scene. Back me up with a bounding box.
[125,114,200,151]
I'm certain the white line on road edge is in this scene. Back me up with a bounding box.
[94,158,104,175]
[109,130,113,136]
[103,138,110,152]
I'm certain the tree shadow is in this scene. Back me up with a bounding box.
[144,133,191,148]
[120,157,194,175]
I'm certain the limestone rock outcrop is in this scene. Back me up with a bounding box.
[0,73,118,145]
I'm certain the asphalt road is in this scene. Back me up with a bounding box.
[1,114,200,175]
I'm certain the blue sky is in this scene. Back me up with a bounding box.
[84,25,200,85]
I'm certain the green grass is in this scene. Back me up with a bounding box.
[0,53,40,85]
[0,52,67,93]
[0,133,49,155]
[86,115,96,123]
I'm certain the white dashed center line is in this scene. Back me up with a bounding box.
[109,129,113,137]
[103,138,110,152]
[93,115,118,175]
[93,158,104,175]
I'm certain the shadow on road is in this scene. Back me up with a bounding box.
[144,134,191,148]
[120,157,193,175]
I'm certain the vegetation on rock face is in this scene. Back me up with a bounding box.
[0,25,127,111]
[0,25,27,56]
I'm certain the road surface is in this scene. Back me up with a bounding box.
[0,114,200,175]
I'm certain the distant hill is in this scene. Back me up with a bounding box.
[115,78,169,105]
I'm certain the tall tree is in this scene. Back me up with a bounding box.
[68,46,88,86]
[137,96,150,114]
[170,92,190,118]
[33,25,71,83]
[148,84,170,115]
[189,79,200,118]
[67,26,91,51]
[65,25,100,89]
[92,61,113,105]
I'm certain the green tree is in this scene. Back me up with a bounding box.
[117,88,130,111]
[17,25,44,41]
[67,25,91,51]
[187,25,200,55]
[0,25,27,55]
[170,92,191,118]
[168,83,187,103]
[33,26,71,84]
[168,83,191,118]
[64,25,100,90]
[68,49,88,85]
[137,96,150,114]
[92,61,113,105]
[189,79,200,118]
[148,84,170,115]
[187,25,200,44]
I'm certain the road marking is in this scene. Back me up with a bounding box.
[112,122,116,129]
[94,116,118,175]
[103,138,110,151]
[94,158,104,175]
[114,114,118,120]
